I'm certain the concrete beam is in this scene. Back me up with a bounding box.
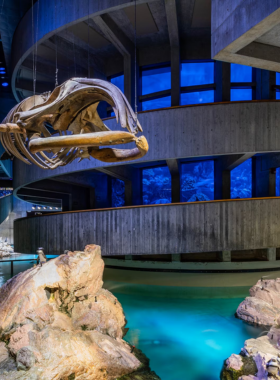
[93,14,136,106]
[166,159,180,203]
[164,0,180,107]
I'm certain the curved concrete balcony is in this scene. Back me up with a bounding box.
[13,101,280,195]
[14,197,280,262]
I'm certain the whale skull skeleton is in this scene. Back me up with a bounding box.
[0,78,149,169]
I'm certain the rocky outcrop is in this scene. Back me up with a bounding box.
[0,244,160,380]
[221,278,280,380]
[0,238,14,258]
[236,279,280,326]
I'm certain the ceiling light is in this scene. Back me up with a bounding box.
[37,206,41,209]
[49,207,53,210]
[2,83,8,87]
[32,207,35,210]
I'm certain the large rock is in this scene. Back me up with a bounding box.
[236,279,280,326]
[0,245,159,380]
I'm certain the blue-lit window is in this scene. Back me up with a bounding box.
[231,64,252,82]
[180,62,215,106]
[142,66,171,95]
[181,62,214,87]
[142,166,171,205]
[110,74,124,93]
[276,168,280,196]
[231,89,252,101]
[276,73,280,99]
[109,74,124,116]
[231,158,252,199]
[181,90,214,105]
[142,96,171,111]
[230,64,253,101]
[181,161,214,202]
[111,178,125,207]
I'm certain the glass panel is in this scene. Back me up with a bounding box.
[142,166,171,205]
[231,89,252,101]
[231,158,252,199]
[181,90,214,105]
[181,161,214,202]
[142,66,171,95]
[111,74,124,93]
[141,96,171,111]
[0,188,12,198]
[276,91,280,100]
[231,63,252,82]
[276,168,280,196]
[181,62,214,87]
[111,178,125,207]
[276,73,280,85]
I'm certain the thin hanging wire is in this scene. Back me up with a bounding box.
[32,0,35,105]
[87,0,90,78]
[134,0,138,127]
[73,0,76,77]
[34,0,40,99]
[55,0,58,87]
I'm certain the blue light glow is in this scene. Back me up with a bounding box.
[181,90,214,105]
[231,158,252,199]
[141,66,171,95]
[111,178,125,207]
[276,73,280,85]
[277,92,280,100]
[1,82,8,87]
[142,166,171,205]
[181,161,214,202]
[276,168,280,196]
[231,63,252,82]
[141,96,171,111]
[231,89,252,101]
[110,74,124,93]
[181,62,214,87]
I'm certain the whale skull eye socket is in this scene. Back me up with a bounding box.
[0,78,148,169]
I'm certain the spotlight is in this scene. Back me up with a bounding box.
[43,207,46,210]
[55,207,58,210]
[49,207,53,210]
[37,206,41,209]
[32,207,35,210]
[2,83,8,87]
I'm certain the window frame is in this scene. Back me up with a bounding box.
[141,163,172,205]
[180,60,216,106]
[230,64,256,101]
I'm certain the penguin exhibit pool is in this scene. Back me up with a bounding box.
[0,258,265,380]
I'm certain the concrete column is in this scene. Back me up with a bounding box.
[215,61,231,102]
[222,170,231,199]
[218,250,231,262]
[166,159,180,203]
[124,181,132,206]
[132,168,142,205]
[124,55,139,111]
[214,160,231,200]
[172,254,181,262]
[171,46,180,106]
[269,168,276,196]
[256,69,276,100]
[267,247,276,261]
[252,157,270,197]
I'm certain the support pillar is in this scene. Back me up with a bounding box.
[215,62,231,102]
[267,248,276,261]
[218,250,231,262]
[269,168,276,197]
[222,170,231,199]
[167,159,180,203]
[172,254,181,262]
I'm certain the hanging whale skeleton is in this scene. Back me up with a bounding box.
[0,78,149,169]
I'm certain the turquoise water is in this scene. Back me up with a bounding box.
[0,260,264,380]
[111,288,264,380]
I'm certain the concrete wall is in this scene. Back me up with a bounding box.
[14,197,280,255]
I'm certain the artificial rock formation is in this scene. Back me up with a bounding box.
[221,278,280,380]
[0,238,14,258]
[237,278,280,326]
[0,244,160,380]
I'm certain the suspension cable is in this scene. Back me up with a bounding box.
[55,0,58,87]
[134,0,138,127]
[34,0,40,99]
[87,0,90,78]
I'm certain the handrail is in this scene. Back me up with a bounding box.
[14,196,280,221]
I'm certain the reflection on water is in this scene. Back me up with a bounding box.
[0,263,264,380]
[112,287,264,380]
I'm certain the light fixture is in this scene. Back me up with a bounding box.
[49,207,53,210]
[0,67,5,70]
[2,83,8,87]
[32,207,35,210]
[55,207,58,210]
[37,206,41,209]
[43,207,46,210]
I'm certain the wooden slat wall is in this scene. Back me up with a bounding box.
[13,101,280,193]
[14,198,280,255]
[0,195,12,225]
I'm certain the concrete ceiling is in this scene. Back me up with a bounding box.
[2,0,212,100]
